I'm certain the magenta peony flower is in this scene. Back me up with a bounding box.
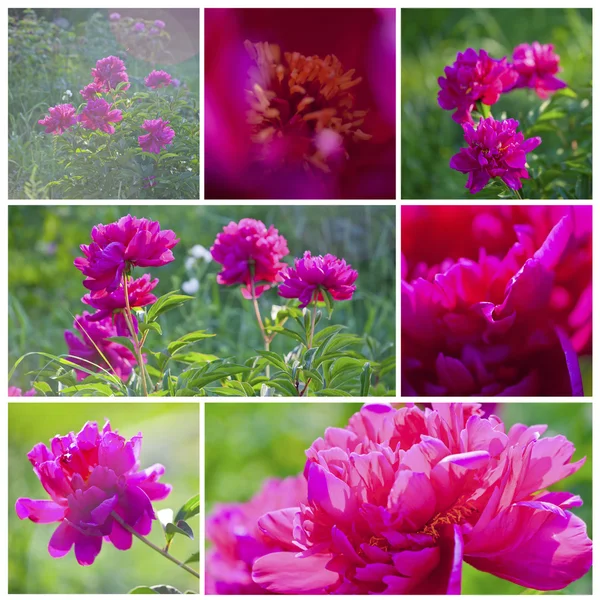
[450,117,541,194]
[74,215,179,294]
[91,55,130,92]
[138,119,176,154]
[133,22,145,32]
[64,312,137,381]
[15,419,171,566]
[79,98,123,134]
[38,103,78,135]
[511,42,567,100]
[278,251,358,309]
[144,69,172,89]
[438,48,518,125]
[79,82,103,101]
[402,209,586,396]
[82,274,159,336]
[109,12,121,21]
[252,403,592,594]
[210,218,289,299]
[206,475,307,594]
[154,19,166,29]
[8,386,36,396]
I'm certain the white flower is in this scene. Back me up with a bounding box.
[190,244,213,262]
[181,278,199,294]
[65,89,72,97]
[185,256,196,271]
[271,304,284,321]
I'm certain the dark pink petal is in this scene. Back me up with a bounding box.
[15,498,66,523]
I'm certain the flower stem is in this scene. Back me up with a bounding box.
[122,274,149,396]
[110,512,199,580]
[307,292,319,349]
[249,277,270,378]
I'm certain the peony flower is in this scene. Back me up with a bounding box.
[82,274,159,336]
[402,209,585,396]
[438,48,518,125]
[79,82,103,101]
[109,12,121,21]
[64,312,137,381]
[79,98,123,134]
[144,69,172,89]
[510,42,567,100]
[278,251,358,309]
[206,475,307,594]
[450,117,541,193]
[210,218,289,299]
[253,403,592,594]
[38,103,78,135]
[8,386,36,396]
[15,420,171,566]
[91,55,130,92]
[138,119,176,154]
[74,215,179,294]
[133,22,145,32]
[154,19,166,29]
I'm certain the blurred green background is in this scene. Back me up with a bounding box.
[9,402,199,594]
[206,402,592,594]
[401,8,592,199]
[8,205,396,391]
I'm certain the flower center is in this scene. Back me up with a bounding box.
[420,500,478,541]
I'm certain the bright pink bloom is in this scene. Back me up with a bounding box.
[154,19,166,29]
[145,69,172,89]
[253,404,591,594]
[450,117,541,193]
[79,98,123,134]
[15,420,171,566]
[79,82,103,101]
[511,42,567,99]
[210,218,289,299]
[278,251,358,308]
[8,386,36,396]
[82,274,159,336]
[38,104,78,135]
[133,22,145,32]
[74,215,179,294]
[206,475,307,594]
[402,208,585,396]
[438,48,518,125]
[109,12,120,21]
[64,312,137,381]
[91,55,130,92]
[138,119,175,154]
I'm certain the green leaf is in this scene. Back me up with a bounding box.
[264,326,304,345]
[168,330,215,356]
[107,336,137,355]
[32,381,52,395]
[175,493,200,522]
[255,350,289,373]
[360,362,372,396]
[129,587,159,594]
[184,551,199,565]
[315,388,351,396]
[165,520,194,540]
[59,382,115,396]
[139,321,162,336]
[146,291,194,323]
[537,109,567,122]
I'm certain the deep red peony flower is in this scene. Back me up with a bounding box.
[38,104,78,135]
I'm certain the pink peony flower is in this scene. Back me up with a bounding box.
[450,117,541,194]
[253,403,592,594]
[402,208,586,396]
[144,69,172,89]
[79,82,103,101]
[74,215,179,294]
[438,48,519,124]
[511,42,567,100]
[82,274,159,336]
[109,12,121,21]
[79,98,123,134]
[38,103,78,135]
[15,419,171,566]
[8,386,36,396]
[210,218,289,299]
[154,19,166,29]
[133,22,145,32]
[206,475,307,594]
[91,55,130,92]
[278,251,358,309]
[138,119,176,154]
[64,312,137,381]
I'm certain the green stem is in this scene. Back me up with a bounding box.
[110,512,199,579]
[123,274,149,396]
[308,293,318,349]
[249,277,270,378]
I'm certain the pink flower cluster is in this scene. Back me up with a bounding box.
[207,403,592,593]
[401,205,592,396]
[16,420,171,566]
[210,219,358,305]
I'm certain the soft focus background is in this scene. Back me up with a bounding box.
[8,8,200,199]
[8,205,396,391]
[206,402,592,594]
[401,8,592,199]
[8,402,199,593]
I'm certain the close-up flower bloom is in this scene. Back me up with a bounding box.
[450,117,541,193]
[206,475,307,594]
[79,82,103,101]
[510,42,567,99]
[210,218,289,299]
[252,403,592,594]
[15,419,171,566]
[278,251,358,308]
[144,70,172,90]
[91,55,130,92]
[64,312,137,381]
[74,215,179,294]
[138,119,176,154]
[401,206,589,396]
[78,98,123,134]
[37,103,78,135]
[438,48,518,124]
